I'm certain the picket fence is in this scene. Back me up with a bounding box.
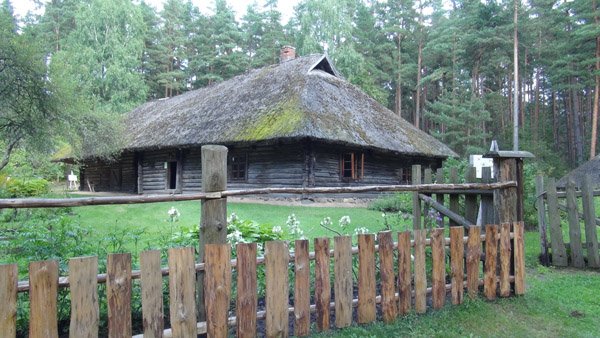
[0,223,525,338]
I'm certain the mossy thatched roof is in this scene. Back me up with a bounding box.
[557,155,600,188]
[124,54,456,158]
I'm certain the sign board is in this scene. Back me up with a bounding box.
[469,155,494,179]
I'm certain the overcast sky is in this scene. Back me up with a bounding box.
[12,0,299,23]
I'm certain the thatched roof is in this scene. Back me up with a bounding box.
[124,54,456,158]
[557,155,600,188]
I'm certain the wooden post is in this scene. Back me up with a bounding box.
[582,175,600,268]
[236,243,258,338]
[378,231,397,323]
[294,240,310,336]
[333,236,353,329]
[465,167,478,224]
[450,226,464,305]
[436,168,445,227]
[397,231,412,315]
[198,145,228,321]
[69,256,99,338]
[314,238,331,332]
[412,165,422,230]
[0,264,17,338]
[140,250,164,338]
[358,234,376,323]
[535,176,550,266]
[29,260,59,338]
[480,167,496,225]
[449,168,459,227]
[546,178,568,266]
[494,158,518,223]
[566,179,585,268]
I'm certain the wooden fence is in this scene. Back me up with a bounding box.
[536,174,600,268]
[0,223,525,337]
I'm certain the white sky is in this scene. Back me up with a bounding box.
[12,0,299,23]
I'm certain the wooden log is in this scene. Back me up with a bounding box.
[29,260,59,338]
[467,226,481,298]
[107,253,132,338]
[449,168,460,227]
[513,221,526,295]
[236,243,257,338]
[546,178,568,266]
[69,256,99,338]
[450,226,464,305]
[315,237,331,332]
[140,250,164,338]
[0,264,17,338]
[465,167,478,224]
[419,194,472,228]
[499,223,512,297]
[265,241,289,338]
[333,236,353,328]
[414,229,427,313]
[581,175,600,268]
[566,179,585,267]
[358,234,376,323]
[436,168,445,227]
[481,167,496,225]
[198,145,228,322]
[294,240,310,336]
[169,247,197,338]
[204,244,230,338]
[378,231,397,323]
[412,165,422,229]
[535,176,550,266]
[397,231,412,315]
[0,182,517,209]
[484,225,498,300]
[431,228,446,310]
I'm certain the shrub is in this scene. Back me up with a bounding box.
[2,177,50,197]
[368,193,412,213]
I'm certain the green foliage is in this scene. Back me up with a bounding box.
[1,177,50,197]
[368,193,412,213]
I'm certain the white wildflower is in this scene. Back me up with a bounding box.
[353,227,369,235]
[272,225,283,234]
[339,216,351,228]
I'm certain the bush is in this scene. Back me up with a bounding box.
[1,177,50,197]
[368,193,412,213]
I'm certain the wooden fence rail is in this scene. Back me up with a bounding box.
[536,174,600,268]
[0,224,525,337]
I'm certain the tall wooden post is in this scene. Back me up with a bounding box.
[197,145,228,322]
[412,165,422,230]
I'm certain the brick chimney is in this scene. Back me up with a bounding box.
[280,46,296,63]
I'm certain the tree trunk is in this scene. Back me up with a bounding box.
[395,35,403,117]
[590,0,600,159]
[571,78,584,164]
[513,0,519,151]
[415,37,423,129]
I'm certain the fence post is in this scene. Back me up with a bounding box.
[198,145,228,322]
[480,167,495,225]
[535,176,549,266]
[449,168,459,227]
[412,165,422,230]
[465,167,478,224]
[582,175,600,268]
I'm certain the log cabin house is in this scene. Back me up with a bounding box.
[79,47,456,195]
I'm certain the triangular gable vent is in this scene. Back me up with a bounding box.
[309,55,337,77]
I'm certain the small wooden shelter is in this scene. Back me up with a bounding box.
[79,50,456,194]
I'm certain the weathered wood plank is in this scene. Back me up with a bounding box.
[431,228,446,310]
[378,231,397,322]
[484,225,498,300]
[294,240,310,336]
[566,179,585,267]
[29,260,59,338]
[265,241,289,338]
[436,168,445,227]
[140,250,163,338]
[358,234,376,323]
[481,167,496,225]
[107,253,132,338]
[204,244,230,338]
[315,238,331,332]
[535,176,550,266]
[450,226,464,305]
[449,168,460,227]
[0,264,17,338]
[397,231,412,315]
[69,256,99,338]
[236,243,257,338]
[169,247,197,338]
[412,165,422,229]
[513,221,526,295]
[414,229,427,313]
[495,158,518,223]
[499,223,512,297]
[581,175,600,268]
[467,226,481,298]
[465,167,478,224]
[546,178,568,266]
[334,236,353,328]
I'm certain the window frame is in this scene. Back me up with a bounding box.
[340,152,364,182]
[229,153,248,182]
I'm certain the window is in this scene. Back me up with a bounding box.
[230,154,247,181]
[399,167,412,184]
[340,152,364,181]
[166,161,178,189]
